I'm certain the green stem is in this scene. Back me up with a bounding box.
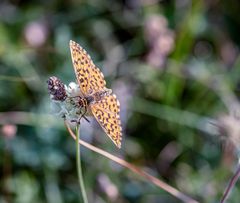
[76,125,88,203]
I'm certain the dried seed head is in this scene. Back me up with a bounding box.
[47,78,88,124]
[47,76,67,101]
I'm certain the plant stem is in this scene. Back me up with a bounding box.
[220,163,240,203]
[75,125,88,203]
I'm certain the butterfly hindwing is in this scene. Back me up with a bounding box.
[90,94,122,148]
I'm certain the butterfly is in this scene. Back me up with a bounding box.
[69,40,122,148]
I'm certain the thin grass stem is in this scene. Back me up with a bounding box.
[75,125,88,203]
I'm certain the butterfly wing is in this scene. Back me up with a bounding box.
[90,94,122,148]
[69,40,106,95]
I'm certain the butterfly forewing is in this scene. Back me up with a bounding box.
[69,40,106,95]
[69,40,93,95]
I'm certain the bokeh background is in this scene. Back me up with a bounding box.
[1,0,240,202]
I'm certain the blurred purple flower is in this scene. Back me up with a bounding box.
[145,15,168,43]
[24,21,48,47]
[1,124,17,139]
[145,15,175,68]
[97,173,119,201]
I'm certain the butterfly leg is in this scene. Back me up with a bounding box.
[75,105,89,123]
[70,118,81,125]
[71,106,88,124]
[82,115,90,123]
[70,119,77,124]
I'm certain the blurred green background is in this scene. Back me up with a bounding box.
[1,0,240,202]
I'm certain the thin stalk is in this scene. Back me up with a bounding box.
[220,163,240,203]
[75,125,88,203]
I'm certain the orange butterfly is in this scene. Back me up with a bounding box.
[69,40,122,148]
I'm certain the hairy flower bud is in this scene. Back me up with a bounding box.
[47,76,67,101]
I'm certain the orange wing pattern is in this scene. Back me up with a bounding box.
[69,40,122,148]
[90,94,122,148]
[69,40,106,95]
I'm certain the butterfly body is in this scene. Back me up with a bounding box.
[73,88,111,111]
